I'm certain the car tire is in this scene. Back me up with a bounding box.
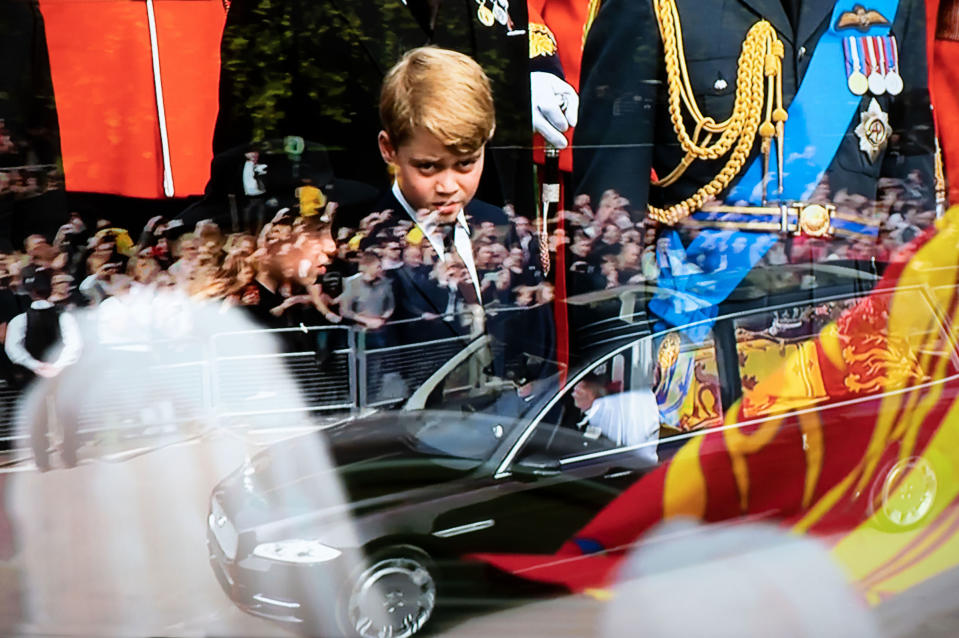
[336,544,438,638]
[868,455,939,532]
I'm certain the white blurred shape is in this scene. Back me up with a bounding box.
[603,520,881,638]
[9,292,358,637]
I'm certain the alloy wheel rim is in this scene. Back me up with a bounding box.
[348,557,436,638]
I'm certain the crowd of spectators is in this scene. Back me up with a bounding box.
[0,163,938,394]
[558,174,937,295]
[0,188,555,385]
[0,168,61,201]
[0,119,62,202]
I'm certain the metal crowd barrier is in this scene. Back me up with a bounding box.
[209,325,356,426]
[0,337,212,460]
[0,306,538,457]
[360,334,473,407]
[0,381,23,451]
[72,339,210,443]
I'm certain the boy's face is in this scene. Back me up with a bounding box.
[378,128,484,225]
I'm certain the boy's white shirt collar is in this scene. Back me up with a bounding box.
[391,182,482,303]
[391,181,469,247]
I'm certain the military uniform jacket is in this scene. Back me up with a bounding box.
[573,0,936,217]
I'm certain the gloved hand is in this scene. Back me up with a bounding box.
[530,71,579,149]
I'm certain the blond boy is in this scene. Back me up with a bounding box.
[369,47,510,321]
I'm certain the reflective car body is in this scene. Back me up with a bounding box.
[209,254,959,636]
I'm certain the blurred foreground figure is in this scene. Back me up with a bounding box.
[6,292,366,637]
[603,520,881,638]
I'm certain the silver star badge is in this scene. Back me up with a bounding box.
[854,98,892,163]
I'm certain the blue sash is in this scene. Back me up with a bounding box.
[727,0,899,203]
[651,0,900,338]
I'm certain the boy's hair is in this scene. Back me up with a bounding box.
[380,47,495,154]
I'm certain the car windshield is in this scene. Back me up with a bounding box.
[402,410,520,463]
[417,332,564,420]
[400,332,564,461]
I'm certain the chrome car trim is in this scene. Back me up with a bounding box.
[252,593,301,609]
[560,442,660,465]
[432,519,495,538]
[209,498,239,561]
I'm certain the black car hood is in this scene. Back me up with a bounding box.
[220,413,483,530]
[327,413,483,504]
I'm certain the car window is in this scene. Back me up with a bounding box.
[421,338,564,419]
[431,345,501,406]
[424,343,527,414]
[516,339,661,464]
[735,290,957,419]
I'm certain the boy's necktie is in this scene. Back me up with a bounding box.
[438,223,456,256]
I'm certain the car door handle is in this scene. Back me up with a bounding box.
[603,468,635,480]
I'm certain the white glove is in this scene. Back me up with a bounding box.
[530,71,579,149]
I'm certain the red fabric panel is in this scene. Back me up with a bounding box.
[933,38,959,204]
[153,1,226,197]
[536,0,589,92]
[530,0,591,173]
[39,0,225,198]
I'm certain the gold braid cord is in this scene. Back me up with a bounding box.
[649,0,786,225]
[934,136,947,215]
[583,0,602,48]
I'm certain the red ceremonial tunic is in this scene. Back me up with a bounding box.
[929,0,959,204]
[38,0,226,198]
[529,0,595,173]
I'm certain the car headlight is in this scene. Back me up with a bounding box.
[252,539,342,564]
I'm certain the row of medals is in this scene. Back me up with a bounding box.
[843,34,903,96]
[475,0,511,28]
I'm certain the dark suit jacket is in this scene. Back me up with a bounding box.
[347,189,508,339]
[212,0,533,212]
[341,188,556,379]
[573,0,936,215]
[339,187,510,241]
